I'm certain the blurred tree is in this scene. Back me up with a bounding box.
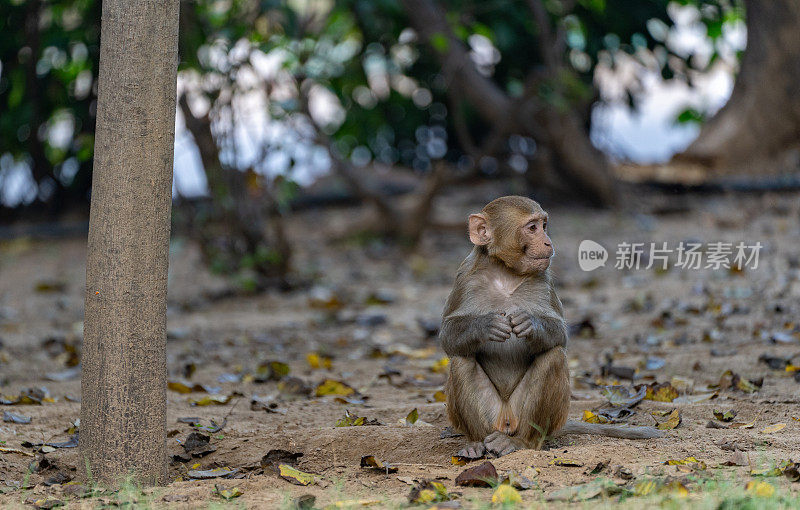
[677,0,800,175]
[0,0,100,214]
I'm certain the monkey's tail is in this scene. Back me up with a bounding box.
[556,420,665,439]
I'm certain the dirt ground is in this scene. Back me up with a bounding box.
[1,187,800,508]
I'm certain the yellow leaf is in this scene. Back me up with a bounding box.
[761,423,786,434]
[168,381,193,394]
[433,390,447,402]
[643,383,679,402]
[785,365,800,372]
[329,500,382,508]
[307,352,332,370]
[745,481,775,498]
[0,447,34,457]
[582,410,610,424]
[430,357,450,373]
[278,464,315,486]
[634,479,657,496]
[656,409,681,430]
[215,486,243,500]
[451,456,467,466]
[665,456,706,470]
[550,458,583,467]
[315,379,355,397]
[188,394,231,406]
[729,419,756,429]
[665,481,689,497]
[492,484,522,504]
[405,408,419,425]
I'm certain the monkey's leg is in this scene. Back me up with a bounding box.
[447,356,506,457]
[485,347,570,456]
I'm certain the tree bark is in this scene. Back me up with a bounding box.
[677,0,800,174]
[81,0,179,486]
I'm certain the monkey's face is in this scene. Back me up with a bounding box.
[515,215,553,273]
[468,196,554,275]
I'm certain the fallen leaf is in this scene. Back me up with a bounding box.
[433,390,447,402]
[550,458,584,467]
[0,446,34,457]
[213,485,243,500]
[189,394,231,406]
[665,456,706,470]
[713,409,737,422]
[600,385,646,408]
[720,450,749,467]
[168,381,220,394]
[745,481,775,497]
[187,467,237,479]
[492,485,522,504]
[582,410,610,424]
[408,480,451,504]
[655,409,681,430]
[504,471,535,490]
[336,410,380,427]
[315,379,355,397]
[761,423,786,434]
[455,461,498,487]
[279,464,316,486]
[360,455,398,473]
[306,352,332,370]
[404,408,419,425]
[729,419,756,429]
[640,382,679,402]
[3,411,31,424]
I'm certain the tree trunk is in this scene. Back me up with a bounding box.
[81,0,179,486]
[676,0,800,174]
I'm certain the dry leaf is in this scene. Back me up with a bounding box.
[745,481,775,497]
[408,481,451,504]
[433,390,447,402]
[306,353,332,370]
[188,394,231,406]
[729,419,756,429]
[713,409,737,422]
[550,458,584,467]
[455,461,498,487]
[278,464,316,486]
[582,410,610,424]
[360,455,398,473]
[315,379,355,397]
[761,423,786,434]
[492,485,522,504]
[655,409,681,430]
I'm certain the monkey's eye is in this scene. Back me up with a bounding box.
[543,222,547,230]
[529,223,537,232]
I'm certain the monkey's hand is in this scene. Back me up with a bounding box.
[509,310,567,352]
[481,312,513,343]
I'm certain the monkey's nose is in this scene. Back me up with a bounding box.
[544,242,551,247]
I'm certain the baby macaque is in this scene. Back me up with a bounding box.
[441,196,662,457]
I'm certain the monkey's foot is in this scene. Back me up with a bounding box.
[483,431,526,457]
[456,441,486,459]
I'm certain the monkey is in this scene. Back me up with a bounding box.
[441,196,663,458]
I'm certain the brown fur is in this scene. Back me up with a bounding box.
[441,196,662,455]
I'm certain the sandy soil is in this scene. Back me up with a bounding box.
[1,188,799,508]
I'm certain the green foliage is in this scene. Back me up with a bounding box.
[1,0,743,210]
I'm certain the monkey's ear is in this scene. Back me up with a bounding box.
[468,213,492,245]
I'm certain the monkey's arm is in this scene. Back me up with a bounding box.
[509,310,567,352]
[440,312,512,357]
[509,286,567,352]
